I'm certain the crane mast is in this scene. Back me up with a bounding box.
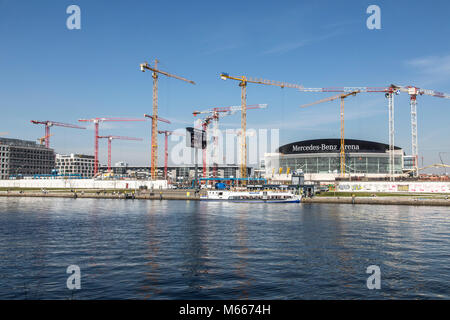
[140,59,195,180]
[387,92,395,181]
[152,60,158,181]
[144,113,171,179]
[240,80,247,180]
[97,135,143,172]
[158,130,184,180]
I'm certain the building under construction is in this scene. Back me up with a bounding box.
[55,153,96,178]
[0,138,55,179]
[98,164,251,182]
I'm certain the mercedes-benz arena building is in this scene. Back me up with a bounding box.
[264,138,404,182]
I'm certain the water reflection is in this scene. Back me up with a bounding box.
[180,201,210,294]
[140,203,162,298]
[324,205,357,289]
[235,208,251,299]
[28,210,50,299]
[87,203,105,282]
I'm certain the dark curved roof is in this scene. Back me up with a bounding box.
[277,139,401,154]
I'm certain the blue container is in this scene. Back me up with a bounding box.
[215,182,227,190]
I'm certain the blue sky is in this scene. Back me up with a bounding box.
[1,0,449,169]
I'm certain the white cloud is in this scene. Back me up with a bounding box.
[261,40,309,55]
[405,55,450,85]
[261,29,343,55]
[202,43,240,55]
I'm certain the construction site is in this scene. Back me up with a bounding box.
[1,61,449,196]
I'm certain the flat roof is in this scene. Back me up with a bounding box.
[0,137,51,149]
[278,138,402,155]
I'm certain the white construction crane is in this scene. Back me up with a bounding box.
[392,85,450,177]
[298,86,401,180]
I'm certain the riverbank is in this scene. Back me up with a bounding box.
[1,189,450,206]
[0,189,202,200]
[303,196,450,206]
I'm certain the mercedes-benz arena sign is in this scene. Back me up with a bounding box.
[277,139,401,154]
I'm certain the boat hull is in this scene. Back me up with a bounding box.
[200,198,300,203]
[201,190,302,203]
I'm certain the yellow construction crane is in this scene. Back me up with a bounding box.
[37,134,53,145]
[300,91,359,176]
[140,59,195,180]
[219,73,303,179]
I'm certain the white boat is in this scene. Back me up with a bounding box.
[200,189,302,203]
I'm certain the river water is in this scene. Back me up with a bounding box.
[0,197,448,299]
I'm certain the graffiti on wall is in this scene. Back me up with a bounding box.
[338,182,450,193]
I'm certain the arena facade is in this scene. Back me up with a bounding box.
[264,138,405,182]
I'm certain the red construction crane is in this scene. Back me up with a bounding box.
[140,59,195,180]
[392,85,450,177]
[144,114,171,179]
[78,117,145,175]
[30,120,86,148]
[193,104,267,178]
[158,130,184,180]
[298,85,401,180]
[97,135,143,172]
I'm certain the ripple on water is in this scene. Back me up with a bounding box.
[0,198,449,299]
